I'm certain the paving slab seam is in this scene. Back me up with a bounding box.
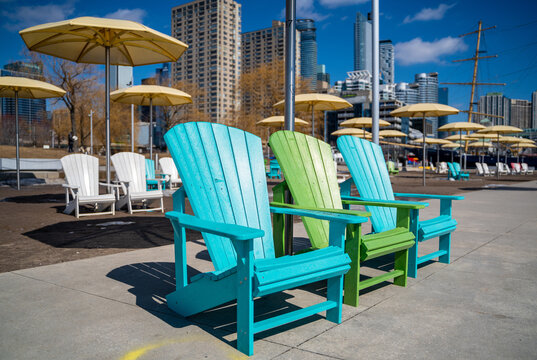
[266,341,345,360]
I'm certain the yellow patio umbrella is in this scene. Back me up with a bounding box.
[414,138,452,165]
[438,121,485,171]
[498,136,526,144]
[379,129,407,138]
[331,128,372,137]
[110,85,192,160]
[476,125,523,179]
[274,93,351,137]
[466,133,497,140]
[444,134,473,141]
[20,16,188,184]
[340,117,390,128]
[0,76,66,190]
[510,143,537,162]
[391,103,459,185]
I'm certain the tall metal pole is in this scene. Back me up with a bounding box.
[284,0,296,132]
[131,103,134,152]
[15,91,20,190]
[284,0,296,256]
[105,46,111,184]
[371,0,380,144]
[149,97,153,161]
[422,118,426,186]
[323,112,328,142]
[89,109,93,155]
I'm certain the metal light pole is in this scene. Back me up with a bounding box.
[131,103,134,152]
[284,0,296,256]
[89,109,94,155]
[15,91,20,190]
[105,46,111,185]
[371,0,380,144]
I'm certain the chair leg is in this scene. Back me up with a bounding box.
[160,197,164,213]
[236,241,254,356]
[128,197,133,215]
[407,242,418,278]
[343,224,360,307]
[393,249,409,287]
[326,274,344,323]
[438,233,451,264]
[111,201,115,216]
[75,197,80,219]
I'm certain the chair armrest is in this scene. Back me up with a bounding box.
[165,211,265,241]
[341,195,428,209]
[147,178,166,183]
[270,202,370,218]
[98,182,122,188]
[394,193,464,200]
[62,184,79,190]
[270,202,368,224]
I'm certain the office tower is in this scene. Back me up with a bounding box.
[438,87,449,136]
[296,19,317,89]
[241,20,300,74]
[171,0,241,123]
[354,12,372,73]
[379,40,394,84]
[477,92,510,126]
[316,64,329,92]
[1,61,47,145]
[415,72,439,136]
[395,82,419,105]
[510,99,532,129]
[531,90,537,129]
[110,65,133,90]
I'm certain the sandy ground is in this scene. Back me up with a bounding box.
[1,170,536,273]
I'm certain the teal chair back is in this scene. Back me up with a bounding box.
[145,159,155,179]
[337,135,396,233]
[164,122,275,271]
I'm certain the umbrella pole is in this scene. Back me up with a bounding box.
[311,106,314,137]
[105,46,111,185]
[15,91,20,190]
[497,134,500,179]
[149,98,153,161]
[422,116,426,186]
[131,104,135,152]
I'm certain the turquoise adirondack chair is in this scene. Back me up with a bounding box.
[338,136,464,278]
[163,122,367,356]
[447,162,469,180]
[270,131,424,306]
[145,159,159,190]
[266,159,282,179]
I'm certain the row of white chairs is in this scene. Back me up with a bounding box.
[61,152,181,218]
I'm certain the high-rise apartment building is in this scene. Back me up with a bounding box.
[477,92,510,126]
[510,99,532,129]
[531,90,537,129]
[241,20,300,73]
[171,0,241,123]
[413,73,439,136]
[296,19,317,89]
[379,40,394,84]
[354,12,372,73]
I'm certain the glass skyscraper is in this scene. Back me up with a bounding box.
[354,12,372,73]
[296,19,317,89]
[379,40,394,84]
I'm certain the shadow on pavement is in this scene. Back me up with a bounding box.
[1,192,64,203]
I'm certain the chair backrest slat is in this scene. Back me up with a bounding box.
[111,152,147,193]
[338,136,396,233]
[270,131,342,248]
[61,154,99,196]
[164,122,274,271]
[145,159,156,179]
[159,157,180,181]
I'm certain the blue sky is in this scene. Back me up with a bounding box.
[1,0,537,122]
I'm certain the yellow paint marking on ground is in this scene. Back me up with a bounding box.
[119,334,248,360]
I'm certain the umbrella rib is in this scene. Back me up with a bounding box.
[115,44,135,67]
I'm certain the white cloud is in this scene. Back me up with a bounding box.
[104,8,147,23]
[2,1,75,32]
[403,3,456,24]
[319,0,368,8]
[281,0,329,22]
[395,36,467,66]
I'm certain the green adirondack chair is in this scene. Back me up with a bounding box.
[387,160,399,175]
[337,136,464,278]
[269,131,425,307]
[163,122,367,356]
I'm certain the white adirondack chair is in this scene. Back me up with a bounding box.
[521,163,534,175]
[475,162,485,176]
[438,162,448,174]
[159,157,182,189]
[61,154,118,218]
[111,152,164,214]
[496,162,509,175]
[482,163,495,176]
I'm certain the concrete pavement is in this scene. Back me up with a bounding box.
[1,181,536,359]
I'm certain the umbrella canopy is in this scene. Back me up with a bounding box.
[442,143,461,149]
[20,16,188,185]
[256,116,309,128]
[511,143,537,149]
[477,125,523,135]
[0,76,66,190]
[379,129,407,138]
[466,133,497,139]
[331,128,372,136]
[437,121,485,132]
[340,117,390,128]
[498,136,526,144]
[467,141,493,148]
[444,134,472,141]
[414,138,452,145]
[110,85,192,160]
[274,93,351,137]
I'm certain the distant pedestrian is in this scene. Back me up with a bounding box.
[68,132,74,152]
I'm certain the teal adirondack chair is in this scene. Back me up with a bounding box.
[266,159,282,179]
[338,136,464,278]
[447,162,469,180]
[270,131,424,307]
[145,159,159,190]
[163,122,367,356]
